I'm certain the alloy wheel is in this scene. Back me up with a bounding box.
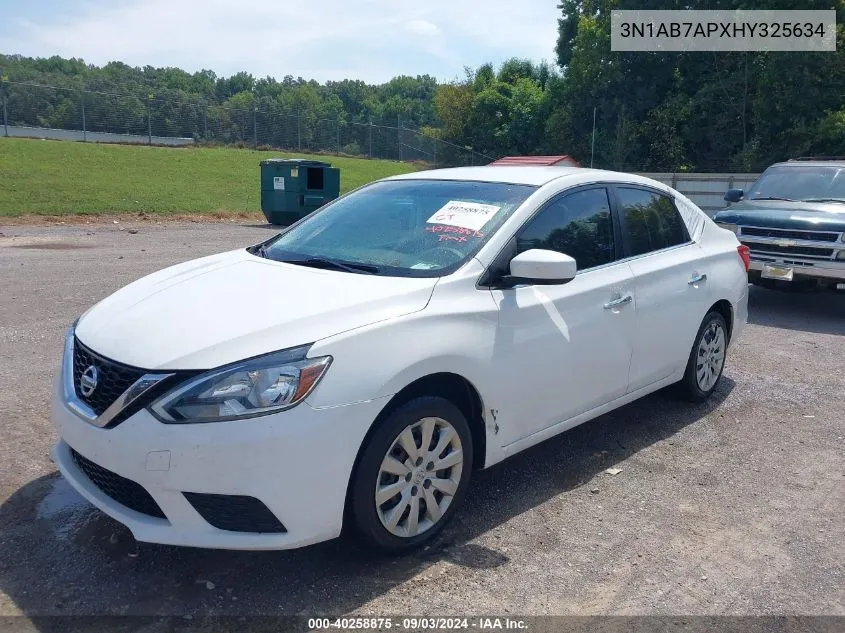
[696,320,726,391]
[374,416,464,538]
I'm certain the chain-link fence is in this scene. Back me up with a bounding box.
[0,81,492,167]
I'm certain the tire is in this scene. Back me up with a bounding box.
[350,396,473,553]
[678,311,729,402]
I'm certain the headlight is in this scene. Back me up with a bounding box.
[716,222,739,235]
[150,345,331,423]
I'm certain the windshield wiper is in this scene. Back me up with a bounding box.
[802,198,845,204]
[283,257,380,275]
[750,196,797,202]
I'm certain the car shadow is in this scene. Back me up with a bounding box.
[0,379,733,619]
[747,285,845,336]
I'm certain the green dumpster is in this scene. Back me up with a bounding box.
[259,158,341,225]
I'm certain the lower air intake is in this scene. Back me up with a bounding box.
[70,448,166,519]
[183,492,287,533]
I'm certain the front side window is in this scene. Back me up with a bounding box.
[515,187,615,270]
[260,179,537,277]
[616,187,688,257]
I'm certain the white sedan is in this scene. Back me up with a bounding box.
[51,166,749,552]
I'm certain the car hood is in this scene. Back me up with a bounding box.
[75,249,438,370]
[714,199,845,231]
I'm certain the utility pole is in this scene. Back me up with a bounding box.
[742,52,749,153]
[297,113,301,151]
[80,90,86,142]
[147,94,153,146]
[253,106,258,148]
[397,114,402,161]
[203,105,208,140]
[590,106,597,168]
[336,122,340,156]
[369,118,373,158]
[2,76,9,138]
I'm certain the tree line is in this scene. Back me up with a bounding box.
[2,0,844,171]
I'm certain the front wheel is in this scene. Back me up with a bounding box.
[350,396,473,552]
[678,311,728,402]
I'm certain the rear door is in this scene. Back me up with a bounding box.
[612,185,712,392]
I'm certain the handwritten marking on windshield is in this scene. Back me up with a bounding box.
[425,225,485,243]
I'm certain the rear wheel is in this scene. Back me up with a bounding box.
[678,311,728,402]
[350,396,473,552]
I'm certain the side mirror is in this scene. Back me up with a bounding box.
[502,249,577,286]
[724,188,744,203]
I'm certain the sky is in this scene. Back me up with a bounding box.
[0,0,561,84]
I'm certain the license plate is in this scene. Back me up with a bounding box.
[761,264,794,281]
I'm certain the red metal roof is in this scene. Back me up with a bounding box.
[488,155,581,167]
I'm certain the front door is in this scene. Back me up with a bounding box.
[488,186,636,447]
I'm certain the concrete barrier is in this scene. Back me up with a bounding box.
[638,172,760,216]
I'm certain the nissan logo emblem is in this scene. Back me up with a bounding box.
[79,365,99,397]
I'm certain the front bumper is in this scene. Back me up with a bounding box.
[51,373,388,550]
[749,259,845,283]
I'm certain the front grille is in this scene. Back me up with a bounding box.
[183,492,287,533]
[741,226,841,242]
[751,255,816,267]
[73,338,145,416]
[70,448,166,519]
[742,241,834,259]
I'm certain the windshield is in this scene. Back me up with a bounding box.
[258,179,537,277]
[748,165,845,202]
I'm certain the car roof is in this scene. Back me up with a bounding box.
[385,165,681,193]
[385,166,593,186]
[770,161,845,169]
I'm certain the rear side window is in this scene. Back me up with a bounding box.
[616,187,689,256]
[516,187,615,269]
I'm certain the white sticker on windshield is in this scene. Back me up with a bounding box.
[427,200,502,231]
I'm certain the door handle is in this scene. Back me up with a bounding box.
[688,273,708,285]
[603,294,633,309]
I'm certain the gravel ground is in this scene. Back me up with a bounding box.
[0,221,843,620]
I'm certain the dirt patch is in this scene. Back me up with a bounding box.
[11,243,95,250]
[0,211,266,227]
[0,223,842,619]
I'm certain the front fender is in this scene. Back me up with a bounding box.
[306,309,498,410]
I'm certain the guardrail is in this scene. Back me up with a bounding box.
[5,125,195,146]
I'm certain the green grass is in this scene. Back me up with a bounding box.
[0,138,419,216]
